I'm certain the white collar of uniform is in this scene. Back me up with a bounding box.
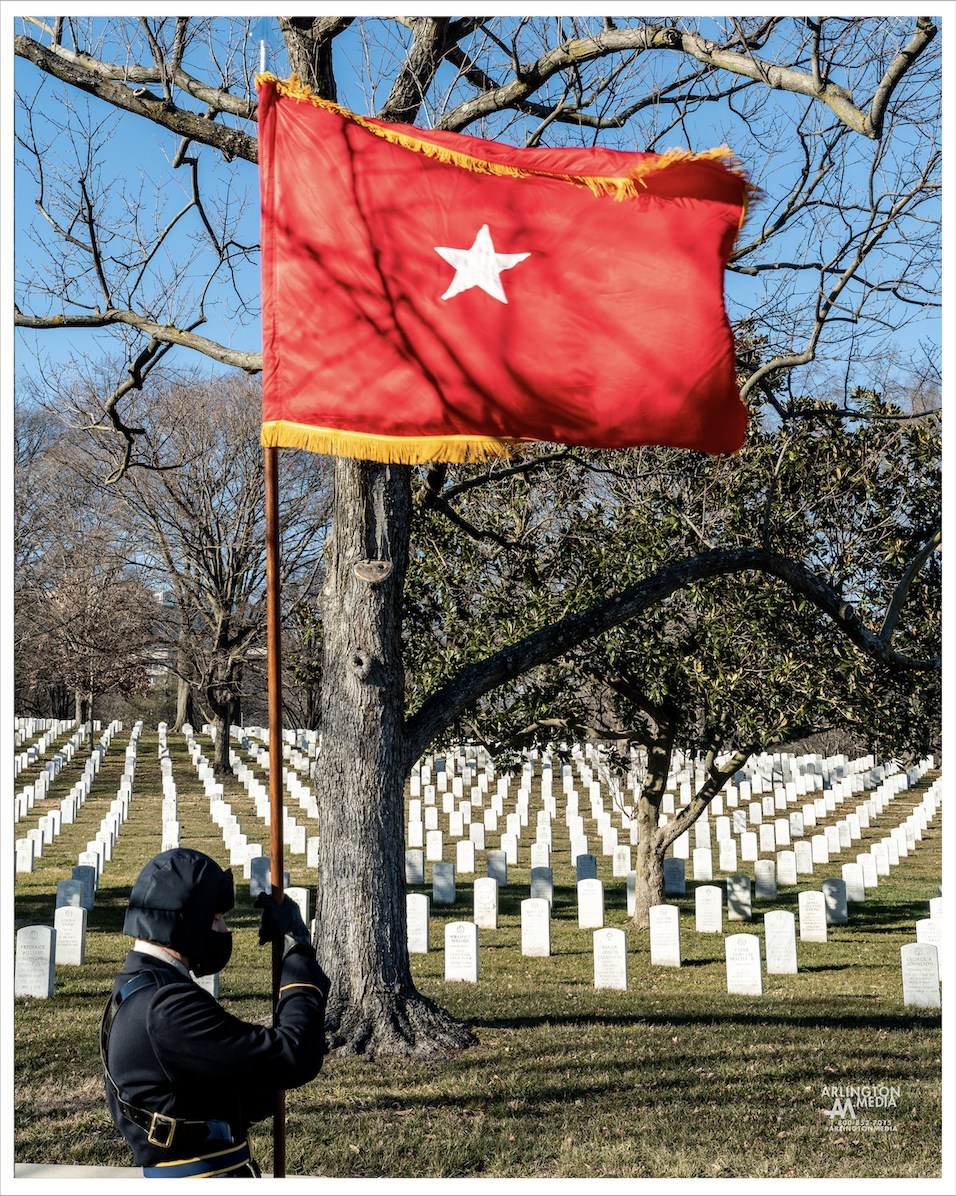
[133,939,194,980]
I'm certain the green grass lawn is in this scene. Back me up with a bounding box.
[12,727,943,1178]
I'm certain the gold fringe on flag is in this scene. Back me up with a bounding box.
[261,419,525,465]
[256,73,756,203]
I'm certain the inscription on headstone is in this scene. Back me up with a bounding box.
[798,890,828,943]
[473,876,499,929]
[54,905,87,966]
[15,926,56,998]
[444,922,479,982]
[725,933,762,996]
[593,927,628,991]
[900,943,940,1009]
[695,885,722,934]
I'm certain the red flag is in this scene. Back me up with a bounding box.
[257,74,753,464]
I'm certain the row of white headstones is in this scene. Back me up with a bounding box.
[404,781,942,1008]
[223,733,943,1009]
[13,720,323,998]
[12,724,942,1010]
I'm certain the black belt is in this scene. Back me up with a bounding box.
[100,972,238,1150]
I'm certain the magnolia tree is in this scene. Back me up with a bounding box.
[14,16,940,1054]
[405,392,941,924]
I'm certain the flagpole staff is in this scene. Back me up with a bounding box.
[264,442,287,1178]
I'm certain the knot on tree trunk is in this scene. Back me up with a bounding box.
[349,650,383,685]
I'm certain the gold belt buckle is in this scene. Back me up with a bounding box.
[147,1111,177,1148]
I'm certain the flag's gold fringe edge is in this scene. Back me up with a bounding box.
[256,73,756,202]
[261,419,523,464]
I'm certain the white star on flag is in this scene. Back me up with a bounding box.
[434,224,531,304]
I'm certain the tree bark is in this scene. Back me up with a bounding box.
[312,458,474,1055]
[632,826,665,930]
[173,672,195,733]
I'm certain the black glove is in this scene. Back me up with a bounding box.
[255,891,312,957]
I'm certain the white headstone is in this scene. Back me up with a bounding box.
[798,890,828,942]
[763,910,797,975]
[577,878,605,929]
[915,918,943,970]
[776,850,797,887]
[593,927,628,991]
[841,863,866,903]
[406,892,430,953]
[695,885,722,933]
[663,858,686,897]
[432,862,456,906]
[530,841,551,870]
[71,865,96,911]
[249,856,272,899]
[822,878,848,925]
[426,829,444,862]
[473,876,499,929]
[692,847,713,882]
[900,943,940,1009]
[54,905,87,965]
[55,879,85,909]
[500,832,519,867]
[192,971,220,999]
[575,853,598,882]
[726,874,752,921]
[612,845,632,878]
[725,933,762,996]
[754,859,777,900]
[486,850,507,887]
[521,898,551,957]
[856,853,878,890]
[405,849,425,885]
[285,886,310,927]
[444,922,479,982]
[649,903,681,967]
[718,839,738,873]
[530,866,554,904]
[794,841,814,875]
[15,926,56,998]
[456,838,476,875]
[740,832,759,863]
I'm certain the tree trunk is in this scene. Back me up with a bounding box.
[631,805,665,929]
[74,688,89,729]
[209,703,233,776]
[313,458,474,1056]
[173,672,195,733]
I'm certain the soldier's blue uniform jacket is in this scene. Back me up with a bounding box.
[101,849,329,1178]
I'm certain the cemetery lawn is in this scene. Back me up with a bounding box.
[12,730,942,1179]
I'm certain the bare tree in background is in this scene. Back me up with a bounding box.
[14,15,940,1055]
[55,370,331,774]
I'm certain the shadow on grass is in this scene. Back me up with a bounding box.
[467,1007,940,1033]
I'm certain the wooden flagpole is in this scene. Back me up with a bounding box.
[264,443,286,1178]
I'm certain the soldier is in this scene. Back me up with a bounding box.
[101,848,329,1178]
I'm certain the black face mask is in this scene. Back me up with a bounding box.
[191,929,233,977]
